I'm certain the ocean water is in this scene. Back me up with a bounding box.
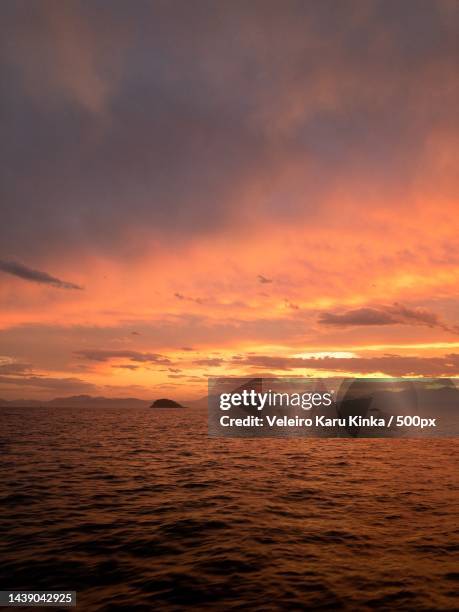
[0,406,458,611]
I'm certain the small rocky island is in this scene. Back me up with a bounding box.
[150,398,185,408]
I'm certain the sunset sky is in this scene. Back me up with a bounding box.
[1,0,458,400]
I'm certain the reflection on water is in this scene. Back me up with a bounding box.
[0,406,458,611]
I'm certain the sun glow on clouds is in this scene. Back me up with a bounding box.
[0,1,458,398]
[1,208,459,399]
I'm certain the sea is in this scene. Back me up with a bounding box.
[0,406,458,611]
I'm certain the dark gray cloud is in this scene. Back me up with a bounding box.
[388,303,456,330]
[0,1,456,259]
[319,308,395,326]
[174,293,204,304]
[284,299,299,310]
[75,349,170,364]
[0,259,83,289]
[318,304,458,332]
[257,275,273,284]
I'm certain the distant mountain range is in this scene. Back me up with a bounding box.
[0,395,152,408]
[0,394,210,409]
[0,385,457,410]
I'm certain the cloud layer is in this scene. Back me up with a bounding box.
[0,1,458,398]
[319,304,459,333]
[75,350,170,364]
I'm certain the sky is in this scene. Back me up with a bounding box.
[0,0,458,400]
